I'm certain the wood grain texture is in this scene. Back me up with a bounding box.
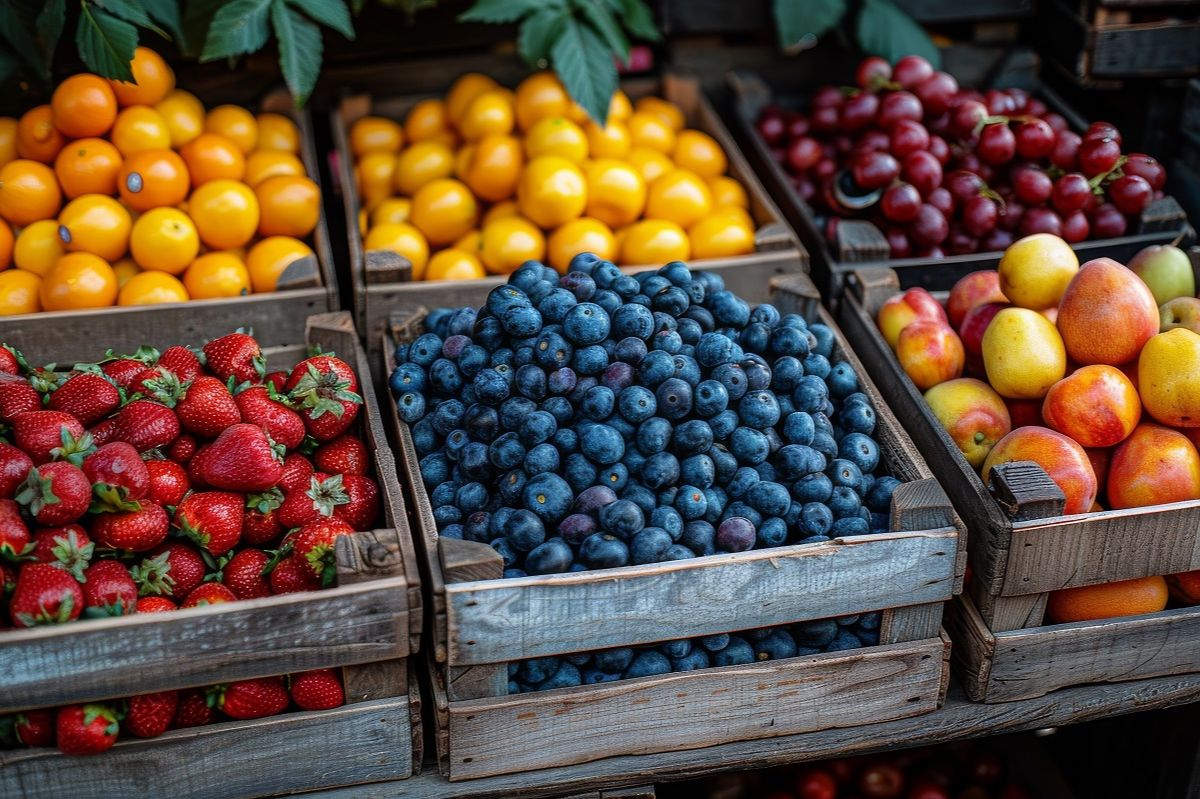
[971,586,1048,631]
[446,637,947,780]
[988,462,1066,521]
[881,603,945,644]
[946,594,998,702]
[344,658,408,705]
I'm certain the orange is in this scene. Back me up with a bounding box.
[674,129,727,178]
[645,168,712,228]
[479,217,546,276]
[111,106,171,156]
[51,74,117,138]
[689,213,755,259]
[446,73,500,130]
[0,160,62,226]
[708,175,748,208]
[364,223,429,279]
[515,72,570,132]
[256,175,320,238]
[16,106,66,163]
[607,90,633,123]
[154,89,205,147]
[627,147,673,184]
[0,268,40,314]
[585,120,631,160]
[621,219,690,264]
[453,145,474,180]
[517,156,586,230]
[358,208,367,237]
[424,248,486,281]
[0,117,17,167]
[13,220,64,276]
[108,47,175,107]
[118,270,188,305]
[370,197,412,227]
[393,140,455,197]
[482,200,519,225]
[189,180,259,251]
[627,111,676,154]
[461,134,523,203]
[460,90,515,141]
[525,117,588,163]
[410,178,477,246]
[54,138,122,198]
[585,160,646,229]
[547,218,616,272]
[0,219,11,269]
[355,152,396,209]
[635,96,685,131]
[57,195,132,262]
[41,252,117,310]
[454,229,482,254]
[244,150,304,187]
[707,205,755,231]
[245,236,314,293]
[184,251,251,299]
[404,99,448,143]
[112,257,139,288]
[428,129,459,150]
[1046,576,1169,623]
[181,133,246,185]
[1167,570,1200,605]
[256,113,300,153]
[118,150,189,212]
[130,207,199,274]
[349,116,403,157]
[205,105,258,153]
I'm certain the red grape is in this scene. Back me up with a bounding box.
[786,137,823,173]
[894,55,934,89]
[1025,98,1048,116]
[1051,173,1091,213]
[1090,202,1128,237]
[856,129,891,154]
[1078,137,1121,177]
[881,183,922,222]
[997,199,1025,232]
[889,119,930,158]
[812,86,843,109]
[1084,121,1122,146]
[1007,88,1031,112]
[915,72,959,116]
[1013,166,1053,206]
[813,158,837,182]
[928,135,950,165]
[928,187,955,217]
[1019,207,1063,237]
[961,195,999,236]
[952,100,988,138]
[811,106,839,134]
[1050,130,1082,170]
[786,114,811,140]
[981,228,1014,251]
[1124,153,1166,191]
[902,150,943,196]
[856,56,892,89]
[946,170,985,205]
[1107,174,1152,216]
[825,217,840,242]
[757,107,786,145]
[946,226,979,255]
[914,245,945,258]
[878,91,923,129]
[851,151,900,190]
[1014,118,1055,159]
[909,204,949,247]
[984,89,1016,116]
[833,134,854,155]
[1042,112,1068,132]
[977,123,1016,165]
[1061,209,1089,242]
[840,92,880,132]
[884,226,912,258]
[793,177,816,202]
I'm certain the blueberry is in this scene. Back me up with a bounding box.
[828,486,861,519]
[811,432,838,460]
[640,451,680,490]
[729,427,770,465]
[716,516,755,552]
[679,454,715,489]
[674,485,708,521]
[524,443,560,474]
[573,344,609,375]
[839,401,876,435]
[518,411,557,448]
[659,639,692,659]
[538,289,578,323]
[389,363,426,394]
[827,630,862,652]
[795,619,838,647]
[829,458,864,490]
[582,669,620,684]
[652,285,690,317]
[670,419,712,456]
[547,367,576,396]
[738,391,781,430]
[809,324,834,358]
[800,502,834,536]
[769,325,810,358]
[676,317,702,345]
[803,353,831,379]
[473,368,511,406]
[638,350,675,387]
[409,333,443,367]
[696,333,735,368]
[581,533,630,568]
[712,636,755,666]
[490,537,518,568]
[557,513,597,545]
[456,482,488,514]
[709,363,746,402]
[598,499,644,538]
[541,396,573,426]
[524,537,574,574]
[580,386,615,421]
[601,361,636,392]
[631,527,672,564]
[738,322,770,355]
[681,519,716,556]
[757,516,788,547]
[612,303,655,340]
[533,331,573,370]
[431,481,459,509]
[672,649,711,672]
[671,354,701,386]
[522,473,573,523]
[506,509,546,552]
[754,629,798,661]
[832,516,871,536]
[562,303,610,345]
[839,432,880,474]
[571,486,615,514]
[618,385,657,423]
[594,647,634,673]
[396,391,426,424]
[746,481,790,517]
[420,452,450,487]
[865,476,901,513]
[655,377,692,420]
[463,404,499,442]
[792,375,828,414]
[645,506,681,540]
[411,417,437,455]
[430,399,465,434]
[708,410,739,441]
[488,432,525,470]
[709,444,738,484]
[498,468,527,505]
[636,417,672,455]
[663,544,695,560]
[444,429,469,461]
[858,611,882,632]
[624,650,672,679]
[580,423,624,465]
[615,336,648,365]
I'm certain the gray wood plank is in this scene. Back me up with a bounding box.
[881,603,945,644]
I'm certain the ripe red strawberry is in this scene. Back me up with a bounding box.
[334,475,380,531]
[134,543,206,599]
[204,332,265,385]
[293,518,353,586]
[0,441,32,499]
[157,345,202,384]
[114,400,179,452]
[136,596,176,612]
[278,452,314,493]
[47,373,121,426]
[0,377,40,423]
[191,423,284,491]
[102,349,158,389]
[16,462,91,525]
[13,410,87,464]
[176,491,244,556]
[81,559,137,616]
[0,498,31,559]
[130,365,180,403]
[285,356,362,441]
[145,459,189,506]
[14,709,54,747]
[176,376,241,438]
[244,488,284,546]
[124,690,179,738]
[167,433,197,464]
[269,553,320,594]
[290,669,345,711]
[56,704,119,755]
[0,344,24,376]
[212,677,289,720]
[277,473,348,530]
[91,502,169,552]
[83,442,150,509]
[31,525,93,580]
[10,562,83,626]
[88,417,119,447]
[223,548,271,599]
[234,385,305,449]
[173,688,214,728]
[314,435,369,476]
[182,582,237,607]
[264,370,288,391]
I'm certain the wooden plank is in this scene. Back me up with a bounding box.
[0,697,412,799]
[447,664,509,702]
[446,530,957,665]
[344,658,408,705]
[971,587,1048,631]
[988,462,1066,521]
[946,593,998,702]
[880,603,945,644]
[601,787,657,799]
[445,637,947,780]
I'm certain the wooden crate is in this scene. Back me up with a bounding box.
[331,66,806,370]
[2,312,422,714]
[726,61,1191,300]
[1039,0,1200,81]
[0,91,339,365]
[837,266,1200,701]
[381,270,963,781]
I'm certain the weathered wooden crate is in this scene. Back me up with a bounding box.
[332,67,806,371]
[837,266,1200,702]
[381,270,962,781]
[1,312,422,716]
[0,91,339,365]
[1039,0,1200,81]
[727,60,1191,300]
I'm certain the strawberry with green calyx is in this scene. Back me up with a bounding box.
[290,669,345,711]
[134,366,184,407]
[176,376,242,438]
[16,462,91,526]
[47,372,121,426]
[49,428,96,468]
[144,459,189,507]
[10,562,83,627]
[234,383,305,449]
[244,488,284,546]
[13,410,85,464]
[277,473,349,530]
[31,526,93,581]
[204,331,266,385]
[136,595,176,612]
[278,452,314,493]
[173,689,214,728]
[268,552,320,593]
[114,400,180,452]
[0,499,31,560]
[293,518,353,587]
[156,345,203,384]
[91,502,169,552]
[191,423,284,492]
[263,370,288,391]
[0,343,30,376]
[99,346,160,390]
[181,581,236,607]
[27,367,64,396]
[83,442,150,511]
[0,375,40,424]
[334,475,380,531]
[124,691,178,739]
[133,542,205,599]
[285,356,362,441]
[174,491,243,556]
[221,547,272,599]
[314,434,369,476]
[14,709,54,747]
[81,559,137,617]
[0,441,32,499]
[209,677,289,720]
[56,704,120,755]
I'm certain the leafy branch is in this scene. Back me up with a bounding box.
[772,0,939,66]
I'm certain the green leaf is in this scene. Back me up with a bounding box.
[551,16,616,126]
[201,0,271,61]
[517,8,567,66]
[36,0,67,75]
[617,0,660,42]
[0,3,50,76]
[94,0,165,36]
[140,0,185,43]
[288,0,355,39]
[855,0,939,67]
[271,0,322,105]
[181,0,225,55]
[76,3,138,81]
[773,0,845,49]
[575,0,629,65]
[459,0,541,24]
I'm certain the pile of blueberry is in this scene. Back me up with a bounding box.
[390,255,899,577]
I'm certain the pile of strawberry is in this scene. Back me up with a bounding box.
[0,329,380,630]
[3,668,345,755]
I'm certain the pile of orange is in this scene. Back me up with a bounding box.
[1044,569,1200,624]
[350,71,757,282]
[0,47,321,314]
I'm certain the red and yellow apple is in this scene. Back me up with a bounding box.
[1108,423,1200,509]
[981,426,1098,515]
[1041,365,1141,448]
[924,378,1012,468]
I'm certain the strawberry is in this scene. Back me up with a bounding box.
[145,459,190,507]
[186,444,211,489]
[10,562,83,626]
[264,370,288,391]
[212,677,289,720]
[88,417,119,447]
[135,542,206,599]
[13,411,87,464]
[31,525,93,580]
[244,488,284,546]
[278,452,314,493]
[135,596,176,612]
[269,553,320,594]
[83,442,150,509]
[204,332,265,385]
[157,346,202,384]
[101,346,159,389]
[277,473,348,529]
[16,462,91,525]
[235,385,305,449]
[114,400,179,452]
[81,559,137,616]
[334,475,380,531]
[91,502,169,552]
[222,548,271,599]
[0,376,40,423]
[181,582,237,607]
[14,709,54,747]
[130,365,181,403]
[314,435,369,476]
[175,491,244,556]
[0,441,33,498]
[167,433,197,464]
[285,356,362,441]
[0,498,31,559]
[173,689,214,728]
[124,691,178,739]
[0,345,24,376]
[47,373,121,426]
[176,376,241,438]
[56,704,120,755]
[290,669,345,711]
[191,423,284,492]
[293,518,353,586]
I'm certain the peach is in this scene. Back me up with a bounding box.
[960,301,1007,375]
[1085,447,1111,489]
[981,426,1097,515]
[1041,365,1141,448]
[1006,398,1045,428]
[947,270,1006,329]
[981,308,1066,399]
[896,321,964,390]
[924,378,1012,468]
[876,287,947,350]
[1056,257,1159,366]
[1138,328,1200,427]
[1108,423,1200,509]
